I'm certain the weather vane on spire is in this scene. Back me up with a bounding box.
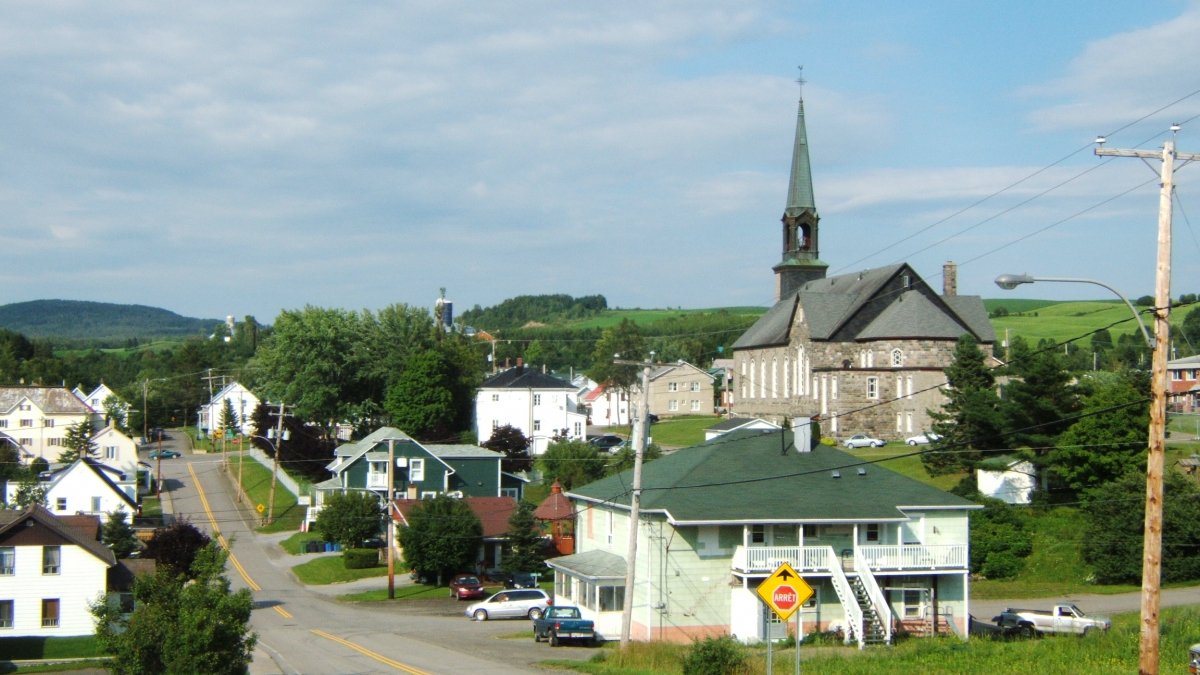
[796,65,806,98]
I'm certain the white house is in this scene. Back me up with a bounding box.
[703,417,781,441]
[476,365,587,455]
[0,506,116,637]
[44,458,139,521]
[585,384,631,427]
[91,425,140,478]
[976,458,1037,505]
[71,383,129,428]
[198,382,259,436]
[0,387,95,463]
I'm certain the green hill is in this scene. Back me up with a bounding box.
[985,299,1179,346]
[0,300,219,339]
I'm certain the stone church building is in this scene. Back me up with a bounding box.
[730,96,995,441]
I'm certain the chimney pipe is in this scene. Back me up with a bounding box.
[505,357,511,369]
[943,261,957,297]
[517,358,523,368]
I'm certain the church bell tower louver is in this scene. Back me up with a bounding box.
[772,96,828,301]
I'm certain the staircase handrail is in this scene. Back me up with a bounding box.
[825,546,863,648]
[853,549,892,644]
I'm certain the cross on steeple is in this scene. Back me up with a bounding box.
[795,65,805,98]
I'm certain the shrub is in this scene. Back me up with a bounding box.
[314,491,384,549]
[981,549,1023,579]
[968,498,1033,578]
[819,437,836,447]
[681,635,745,675]
[343,548,379,569]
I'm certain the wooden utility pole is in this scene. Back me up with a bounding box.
[266,401,290,525]
[387,439,396,599]
[1096,130,1199,675]
[142,379,149,443]
[155,429,163,501]
[237,431,246,503]
[614,353,654,648]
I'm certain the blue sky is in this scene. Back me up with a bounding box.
[1,1,1199,321]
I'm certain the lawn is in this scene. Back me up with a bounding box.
[280,531,325,555]
[545,606,1200,675]
[340,580,552,602]
[648,416,722,447]
[291,554,389,585]
[0,636,104,660]
[140,495,162,517]
[841,444,968,492]
[228,454,304,534]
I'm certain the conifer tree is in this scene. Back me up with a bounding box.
[500,501,546,574]
[103,509,141,559]
[221,398,240,437]
[58,420,98,463]
[924,334,1004,475]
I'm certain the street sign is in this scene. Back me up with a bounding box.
[256,504,265,513]
[756,562,814,621]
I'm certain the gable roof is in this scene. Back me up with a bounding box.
[0,506,116,565]
[425,445,503,459]
[207,381,257,405]
[648,361,715,383]
[480,367,574,390]
[0,386,95,415]
[392,497,517,539]
[705,417,781,433]
[567,430,977,524]
[326,427,414,472]
[1168,354,1200,367]
[48,458,137,509]
[856,291,972,340]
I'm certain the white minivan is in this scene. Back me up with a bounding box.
[466,589,551,621]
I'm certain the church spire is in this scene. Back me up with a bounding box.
[784,97,817,218]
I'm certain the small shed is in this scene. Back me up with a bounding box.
[976,457,1037,504]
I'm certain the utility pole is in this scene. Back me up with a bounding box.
[613,352,654,648]
[155,429,163,501]
[1096,127,1199,675]
[237,431,246,503]
[266,401,292,525]
[387,439,396,599]
[142,379,149,443]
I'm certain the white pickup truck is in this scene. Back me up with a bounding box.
[993,604,1111,637]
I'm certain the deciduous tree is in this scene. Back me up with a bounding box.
[313,491,384,549]
[539,440,609,490]
[1047,375,1149,495]
[385,342,477,440]
[397,495,483,585]
[142,520,212,579]
[482,425,532,473]
[586,319,645,393]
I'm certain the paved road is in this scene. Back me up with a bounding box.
[972,585,1200,622]
[148,435,595,675]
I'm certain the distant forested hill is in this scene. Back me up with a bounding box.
[460,294,608,330]
[0,300,219,339]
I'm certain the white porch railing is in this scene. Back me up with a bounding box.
[366,474,389,489]
[827,549,863,649]
[857,544,967,571]
[731,546,831,574]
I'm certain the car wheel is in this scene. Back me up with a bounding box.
[549,631,560,647]
[1082,627,1093,638]
[873,441,883,447]
[535,631,543,642]
[907,440,917,446]
[528,608,542,620]
[474,609,488,621]
[1019,624,1035,639]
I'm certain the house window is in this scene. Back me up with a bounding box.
[902,274,911,288]
[491,394,499,402]
[903,589,923,618]
[831,377,838,400]
[42,599,59,627]
[691,382,701,392]
[749,359,755,399]
[47,438,62,446]
[19,438,32,447]
[420,491,438,499]
[55,498,67,512]
[668,382,678,392]
[18,404,30,411]
[906,412,914,433]
[891,349,903,367]
[44,419,54,428]
[866,524,880,543]
[668,400,678,412]
[0,420,6,428]
[0,600,11,628]
[533,420,541,431]
[0,547,14,574]
[105,446,118,459]
[409,458,425,482]
[534,394,542,406]
[783,357,790,397]
[19,420,32,428]
[750,525,765,544]
[501,488,519,499]
[1173,370,1184,381]
[896,413,903,432]
[606,511,614,547]
[42,546,60,575]
[492,420,500,430]
[574,422,582,436]
[760,359,766,398]
[690,400,701,411]
[599,585,625,612]
[866,377,879,399]
[91,497,102,511]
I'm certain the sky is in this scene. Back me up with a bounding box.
[2,1,1200,321]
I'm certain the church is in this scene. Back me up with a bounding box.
[730,95,995,441]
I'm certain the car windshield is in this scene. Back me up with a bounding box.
[549,608,581,619]
[1068,605,1083,617]
[457,577,480,585]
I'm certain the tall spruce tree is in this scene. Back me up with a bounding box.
[924,334,1004,475]
[500,501,546,574]
[58,420,98,463]
[103,509,141,559]
[1001,340,1081,484]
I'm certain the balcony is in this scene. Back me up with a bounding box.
[732,543,967,575]
[366,474,389,489]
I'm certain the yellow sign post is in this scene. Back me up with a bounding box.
[256,504,266,514]
[756,562,814,675]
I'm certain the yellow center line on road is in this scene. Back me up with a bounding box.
[311,630,437,675]
[186,462,262,592]
[274,606,293,619]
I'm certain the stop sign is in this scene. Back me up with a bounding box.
[773,585,799,611]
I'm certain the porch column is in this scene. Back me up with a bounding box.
[853,524,859,561]
[495,543,502,570]
[797,525,804,570]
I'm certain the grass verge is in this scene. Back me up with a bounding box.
[280,531,325,555]
[292,554,388,585]
[4,660,113,673]
[140,496,162,517]
[648,416,721,447]
[0,636,103,660]
[544,606,1199,675]
[340,580,552,602]
[227,454,304,534]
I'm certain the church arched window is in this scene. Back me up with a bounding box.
[891,349,903,367]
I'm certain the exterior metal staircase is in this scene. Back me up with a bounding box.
[849,576,888,645]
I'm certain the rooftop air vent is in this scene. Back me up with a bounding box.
[831,470,841,479]
[857,467,867,476]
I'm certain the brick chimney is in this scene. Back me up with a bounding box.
[943,261,957,296]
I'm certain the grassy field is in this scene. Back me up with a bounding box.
[280,531,325,555]
[987,299,1181,346]
[230,454,304,534]
[0,636,104,660]
[291,554,388,585]
[566,307,766,329]
[649,416,722,447]
[545,606,1199,675]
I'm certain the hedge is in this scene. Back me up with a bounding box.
[343,548,379,569]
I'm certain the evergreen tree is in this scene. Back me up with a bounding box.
[58,420,98,463]
[102,509,140,559]
[221,398,239,437]
[500,501,546,574]
[924,334,1004,475]
[397,495,483,585]
[1001,340,1081,480]
[1047,375,1149,495]
[482,425,533,473]
[0,442,19,482]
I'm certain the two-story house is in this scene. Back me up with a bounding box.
[637,361,716,418]
[476,365,588,454]
[91,425,141,479]
[585,384,631,428]
[0,506,116,636]
[43,458,139,523]
[550,429,977,646]
[71,383,129,428]
[197,382,259,436]
[306,427,528,526]
[1168,354,1200,412]
[0,387,96,463]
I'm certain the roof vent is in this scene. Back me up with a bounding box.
[857,467,867,476]
[831,470,841,479]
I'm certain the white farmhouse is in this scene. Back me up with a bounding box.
[584,384,631,427]
[72,383,129,428]
[91,425,141,478]
[44,458,138,521]
[976,457,1037,505]
[0,506,116,637]
[0,387,95,463]
[476,365,587,455]
[198,382,259,436]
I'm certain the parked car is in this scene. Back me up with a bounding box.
[843,434,885,449]
[905,432,942,446]
[148,450,182,459]
[466,589,551,621]
[449,574,487,600]
[498,572,539,589]
[533,606,597,646]
[150,428,168,440]
[993,605,1110,637]
[1189,643,1199,674]
[588,435,626,451]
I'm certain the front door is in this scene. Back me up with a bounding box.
[761,603,787,641]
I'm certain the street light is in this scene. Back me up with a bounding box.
[993,274,1154,348]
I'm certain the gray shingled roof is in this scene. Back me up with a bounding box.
[0,387,94,414]
[731,294,797,349]
[480,367,574,390]
[0,506,116,565]
[546,549,627,579]
[943,295,998,342]
[857,291,971,340]
[425,445,502,459]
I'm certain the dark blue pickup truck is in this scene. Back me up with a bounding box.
[533,606,597,646]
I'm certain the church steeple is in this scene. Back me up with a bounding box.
[772,92,828,301]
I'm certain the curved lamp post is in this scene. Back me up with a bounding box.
[994,274,1154,349]
[242,430,288,518]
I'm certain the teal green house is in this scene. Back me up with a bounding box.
[551,429,978,646]
[306,427,528,525]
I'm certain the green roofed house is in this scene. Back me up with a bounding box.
[305,427,529,527]
[552,429,978,646]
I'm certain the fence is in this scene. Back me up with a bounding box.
[243,448,304,498]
